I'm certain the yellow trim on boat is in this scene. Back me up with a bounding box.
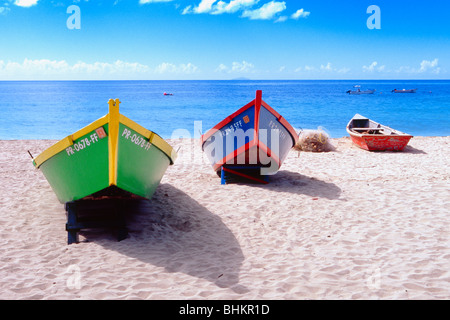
[33,136,73,168]
[119,114,177,164]
[119,114,151,139]
[72,116,108,141]
[33,99,176,170]
[33,116,109,168]
[151,133,177,164]
[108,99,120,186]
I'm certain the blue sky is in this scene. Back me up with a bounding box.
[0,0,448,80]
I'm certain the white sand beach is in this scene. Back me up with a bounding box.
[0,136,449,300]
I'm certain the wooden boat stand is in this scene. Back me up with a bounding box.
[65,198,129,244]
[220,165,269,185]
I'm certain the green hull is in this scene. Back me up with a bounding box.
[34,99,176,204]
[116,123,171,200]
[39,124,110,203]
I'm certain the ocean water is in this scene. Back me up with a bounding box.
[0,80,449,140]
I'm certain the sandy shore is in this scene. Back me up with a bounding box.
[0,136,449,300]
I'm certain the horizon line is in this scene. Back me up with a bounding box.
[0,79,449,82]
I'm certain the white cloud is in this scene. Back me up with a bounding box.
[183,0,301,22]
[363,61,385,72]
[182,5,192,14]
[215,61,255,73]
[14,0,38,7]
[0,59,201,79]
[179,63,199,74]
[184,0,258,15]
[0,59,150,76]
[395,58,440,75]
[139,0,173,4]
[294,65,315,72]
[291,8,310,19]
[338,67,350,74]
[215,63,228,72]
[231,60,254,72]
[0,59,69,75]
[241,1,286,20]
[75,60,149,74]
[419,58,439,73]
[192,0,217,13]
[154,62,199,74]
[212,0,259,14]
[295,63,349,74]
[154,62,177,73]
[320,62,332,71]
[0,7,11,15]
[274,15,288,23]
[363,61,377,72]
[395,66,413,74]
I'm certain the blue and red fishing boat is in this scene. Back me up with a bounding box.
[201,90,299,184]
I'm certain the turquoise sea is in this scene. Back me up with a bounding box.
[0,80,449,140]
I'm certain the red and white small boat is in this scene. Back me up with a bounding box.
[346,114,413,151]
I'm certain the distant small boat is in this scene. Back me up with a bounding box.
[392,89,417,93]
[163,92,173,96]
[346,88,376,95]
[201,90,298,183]
[346,114,413,151]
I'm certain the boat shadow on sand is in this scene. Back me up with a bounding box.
[255,170,343,200]
[398,145,427,154]
[80,184,248,293]
[362,145,427,154]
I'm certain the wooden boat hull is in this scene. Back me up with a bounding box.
[201,90,298,177]
[348,133,413,151]
[33,99,177,203]
[346,114,412,151]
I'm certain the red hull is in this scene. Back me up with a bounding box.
[347,114,413,151]
[350,134,412,151]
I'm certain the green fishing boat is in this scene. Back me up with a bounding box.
[33,99,177,204]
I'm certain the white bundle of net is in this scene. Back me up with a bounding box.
[294,127,333,152]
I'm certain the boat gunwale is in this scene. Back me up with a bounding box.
[346,114,412,138]
[33,105,177,168]
[201,91,298,174]
[33,116,109,168]
[200,91,299,147]
[200,99,256,146]
[119,114,177,165]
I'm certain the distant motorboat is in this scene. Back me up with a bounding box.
[163,92,173,96]
[346,88,376,95]
[392,89,417,93]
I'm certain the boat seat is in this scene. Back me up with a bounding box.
[352,128,383,131]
